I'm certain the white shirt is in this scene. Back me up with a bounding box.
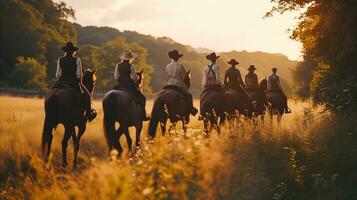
[55,57,83,80]
[114,62,139,81]
[202,63,222,87]
[267,73,284,92]
[166,60,187,88]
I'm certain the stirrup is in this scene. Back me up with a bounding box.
[87,109,97,122]
[142,114,151,121]
[285,107,291,114]
[198,115,204,121]
[191,107,198,116]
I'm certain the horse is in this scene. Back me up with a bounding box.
[260,78,285,124]
[102,70,145,155]
[224,87,254,120]
[200,85,226,134]
[246,80,268,120]
[41,68,97,168]
[148,70,192,138]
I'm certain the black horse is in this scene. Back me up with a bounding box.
[148,70,192,138]
[42,69,96,168]
[102,70,145,155]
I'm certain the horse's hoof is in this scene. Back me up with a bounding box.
[62,162,68,168]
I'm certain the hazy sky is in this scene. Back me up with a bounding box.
[61,0,302,60]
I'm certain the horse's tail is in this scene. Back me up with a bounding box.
[148,97,163,138]
[103,93,116,151]
[42,93,58,155]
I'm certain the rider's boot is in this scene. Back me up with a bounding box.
[191,107,198,116]
[142,103,150,121]
[83,94,97,122]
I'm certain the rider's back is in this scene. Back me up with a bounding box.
[225,67,241,90]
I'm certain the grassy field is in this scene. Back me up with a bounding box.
[0,95,356,200]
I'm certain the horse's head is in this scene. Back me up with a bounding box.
[82,68,97,94]
[136,69,144,90]
[259,77,267,92]
[184,70,191,89]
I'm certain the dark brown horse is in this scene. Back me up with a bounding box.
[200,85,226,134]
[42,69,96,168]
[224,87,254,119]
[246,79,268,119]
[102,70,144,155]
[148,70,191,138]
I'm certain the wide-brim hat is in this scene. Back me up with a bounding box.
[248,65,257,71]
[228,59,239,65]
[206,52,220,61]
[61,42,79,52]
[120,49,138,60]
[168,50,183,59]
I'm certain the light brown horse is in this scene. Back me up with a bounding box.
[148,70,192,138]
[42,69,96,168]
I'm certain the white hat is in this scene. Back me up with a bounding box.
[119,49,138,60]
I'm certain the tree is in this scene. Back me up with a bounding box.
[268,0,357,112]
[8,57,47,89]
[0,0,76,82]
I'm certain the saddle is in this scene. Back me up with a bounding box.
[202,85,223,95]
[52,81,79,92]
[113,85,141,103]
[163,85,187,98]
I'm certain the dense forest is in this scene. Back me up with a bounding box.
[0,0,297,94]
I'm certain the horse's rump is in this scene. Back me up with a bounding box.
[200,88,225,117]
[157,89,189,119]
[103,90,142,126]
[267,92,285,114]
[45,88,84,125]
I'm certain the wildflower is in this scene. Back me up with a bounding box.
[142,187,152,196]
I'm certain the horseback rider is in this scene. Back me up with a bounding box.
[114,49,150,121]
[54,42,96,122]
[223,59,245,91]
[165,50,198,116]
[223,59,252,101]
[267,67,291,113]
[202,52,222,90]
[245,65,259,92]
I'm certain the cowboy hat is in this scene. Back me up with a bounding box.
[168,50,183,60]
[61,42,79,52]
[120,49,138,60]
[248,65,257,71]
[206,52,220,61]
[228,59,239,66]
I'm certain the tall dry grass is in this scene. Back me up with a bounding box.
[0,96,356,200]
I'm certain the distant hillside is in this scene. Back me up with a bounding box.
[75,24,297,94]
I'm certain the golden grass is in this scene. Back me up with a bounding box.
[0,95,356,200]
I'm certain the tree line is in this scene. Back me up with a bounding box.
[0,0,298,95]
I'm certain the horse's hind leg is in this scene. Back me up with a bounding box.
[277,114,283,125]
[160,118,167,136]
[114,127,123,155]
[72,124,86,168]
[42,120,54,162]
[123,127,132,152]
[62,125,73,167]
[135,122,143,147]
